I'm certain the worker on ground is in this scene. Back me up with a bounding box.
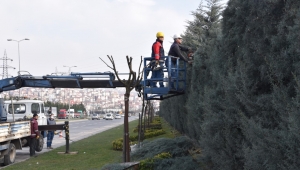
[150,31,165,88]
[30,113,40,157]
[167,34,193,89]
[47,113,56,149]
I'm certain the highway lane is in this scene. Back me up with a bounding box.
[0,116,138,168]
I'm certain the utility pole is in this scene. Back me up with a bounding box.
[0,50,15,79]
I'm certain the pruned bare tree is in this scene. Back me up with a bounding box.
[100,55,143,162]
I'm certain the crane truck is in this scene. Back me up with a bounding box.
[0,56,187,166]
[0,97,47,165]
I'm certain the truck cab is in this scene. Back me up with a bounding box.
[58,109,67,119]
[4,99,47,126]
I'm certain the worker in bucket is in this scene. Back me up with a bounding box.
[30,113,40,157]
[167,34,193,89]
[150,31,165,88]
[47,113,56,149]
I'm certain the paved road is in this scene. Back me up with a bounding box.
[0,116,138,168]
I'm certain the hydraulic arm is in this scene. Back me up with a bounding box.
[0,56,187,100]
[0,72,127,92]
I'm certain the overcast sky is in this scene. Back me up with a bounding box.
[0,0,223,78]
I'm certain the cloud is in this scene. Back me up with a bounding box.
[0,0,193,77]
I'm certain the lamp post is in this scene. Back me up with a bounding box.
[63,65,77,120]
[7,38,30,75]
[7,38,30,98]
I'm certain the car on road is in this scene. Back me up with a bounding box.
[91,113,100,120]
[105,113,114,120]
[115,114,121,119]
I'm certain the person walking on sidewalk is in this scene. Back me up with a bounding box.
[30,113,40,157]
[47,113,56,149]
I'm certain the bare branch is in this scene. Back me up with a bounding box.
[129,71,137,91]
[99,56,126,85]
[136,56,144,84]
[99,57,114,70]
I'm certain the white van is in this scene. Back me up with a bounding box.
[67,108,75,118]
[4,99,48,126]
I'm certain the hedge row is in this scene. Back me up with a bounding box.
[112,129,166,151]
[112,117,165,151]
[133,124,162,133]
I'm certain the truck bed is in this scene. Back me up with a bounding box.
[0,121,31,142]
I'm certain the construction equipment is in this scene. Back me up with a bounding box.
[0,60,186,101]
[138,56,187,100]
[0,59,187,165]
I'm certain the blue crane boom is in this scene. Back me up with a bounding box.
[0,72,123,92]
[0,56,187,100]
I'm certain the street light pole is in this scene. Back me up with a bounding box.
[7,38,30,98]
[7,38,30,75]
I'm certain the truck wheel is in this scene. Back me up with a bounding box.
[35,134,44,152]
[4,143,16,165]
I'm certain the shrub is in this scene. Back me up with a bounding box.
[131,136,195,160]
[112,138,123,151]
[129,135,138,141]
[113,130,166,151]
[144,129,166,139]
[113,116,166,151]
[133,124,162,133]
[139,152,172,170]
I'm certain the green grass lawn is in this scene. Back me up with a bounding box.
[5,118,175,170]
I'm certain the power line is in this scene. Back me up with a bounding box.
[0,50,15,79]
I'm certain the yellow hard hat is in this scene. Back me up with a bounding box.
[156,32,164,38]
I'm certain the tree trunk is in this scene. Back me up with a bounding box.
[138,97,145,147]
[123,93,130,162]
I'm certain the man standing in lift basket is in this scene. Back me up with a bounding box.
[167,34,193,89]
[30,113,40,157]
[150,31,165,88]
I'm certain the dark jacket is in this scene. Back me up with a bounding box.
[168,42,189,63]
[47,118,56,125]
[30,118,39,138]
[151,39,164,60]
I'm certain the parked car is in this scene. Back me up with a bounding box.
[115,114,121,119]
[105,113,114,120]
[91,113,100,120]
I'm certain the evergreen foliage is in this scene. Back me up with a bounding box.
[131,136,195,161]
[160,0,223,145]
[153,157,199,170]
[160,0,300,169]
[131,136,199,170]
